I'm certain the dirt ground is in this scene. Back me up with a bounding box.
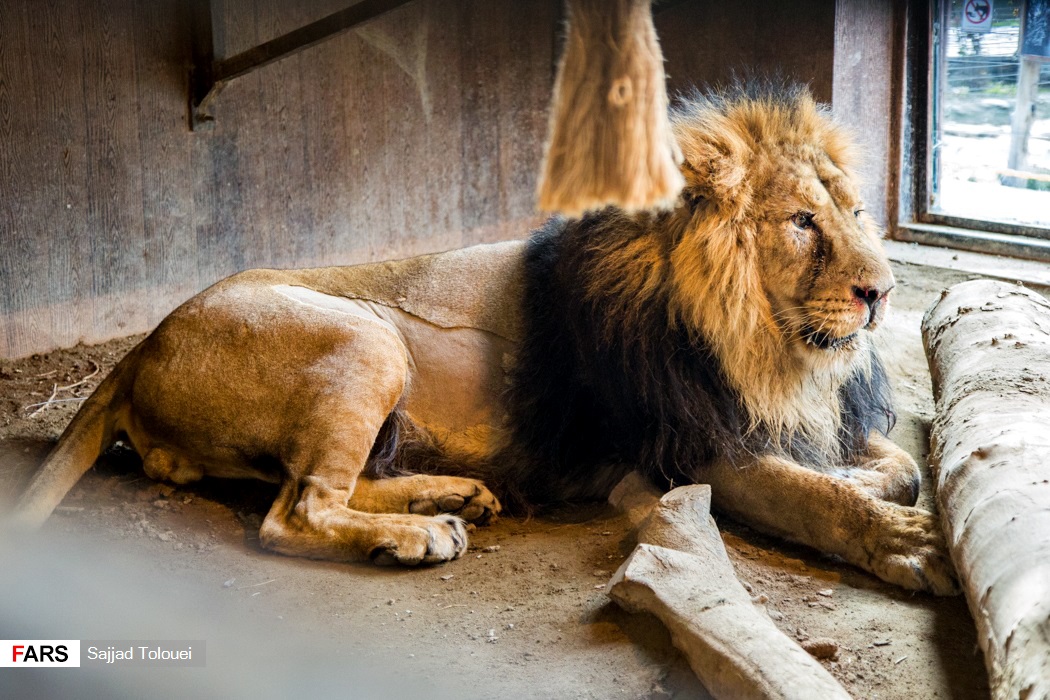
[0,260,997,699]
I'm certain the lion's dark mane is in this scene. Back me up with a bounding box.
[367,214,896,509]
[496,214,895,505]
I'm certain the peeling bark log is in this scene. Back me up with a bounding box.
[922,279,1050,700]
[607,478,851,699]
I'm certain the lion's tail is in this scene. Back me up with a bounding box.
[7,344,140,530]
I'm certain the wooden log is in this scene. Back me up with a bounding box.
[607,478,851,700]
[537,0,684,216]
[922,279,1050,700]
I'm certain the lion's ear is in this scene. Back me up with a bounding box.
[675,124,753,215]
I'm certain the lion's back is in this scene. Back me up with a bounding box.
[292,240,527,343]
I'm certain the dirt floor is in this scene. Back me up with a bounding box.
[0,260,999,699]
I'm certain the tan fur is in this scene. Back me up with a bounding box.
[10,90,956,593]
[537,0,684,215]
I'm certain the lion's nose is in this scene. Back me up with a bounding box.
[852,286,882,310]
[853,283,894,325]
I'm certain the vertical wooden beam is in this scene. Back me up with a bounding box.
[832,0,908,232]
[898,0,932,225]
[1004,57,1041,188]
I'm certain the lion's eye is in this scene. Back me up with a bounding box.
[791,211,814,229]
[854,208,864,218]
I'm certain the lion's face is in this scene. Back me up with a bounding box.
[670,87,893,374]
[752,155,894,362]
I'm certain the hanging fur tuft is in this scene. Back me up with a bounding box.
[537,0,684,216]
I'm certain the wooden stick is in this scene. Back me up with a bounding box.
[607,477,851,699]
[922,280,1050,700]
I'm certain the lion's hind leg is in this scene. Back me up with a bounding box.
[258,428,471,566]
[349,474,501,523]
[258,327,469,566]
[260,477,468,565]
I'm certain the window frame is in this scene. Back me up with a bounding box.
[896,0,1050,262]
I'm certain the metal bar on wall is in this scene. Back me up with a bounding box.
[189,0,415,129]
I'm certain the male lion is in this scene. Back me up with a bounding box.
[12,84,956,595]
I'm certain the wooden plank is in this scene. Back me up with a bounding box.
[250,0,293,269]
[494,0,557,236]
[406,0,464,255]
[458,0,502,244]
[81,0,148,340]
[134,0,199,326]
[832,0,906,229]
[0,0,47,358]
[363,5,412,261]
[31,0,93,349]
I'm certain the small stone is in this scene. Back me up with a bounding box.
[481,545,500,553]
[817,589,833,597]
[440,574,455,581]
[222,578,235,588]
[802,638,839,660]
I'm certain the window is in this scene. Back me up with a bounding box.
[902,0,1050,259]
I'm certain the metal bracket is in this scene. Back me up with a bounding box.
[189,0,416,130]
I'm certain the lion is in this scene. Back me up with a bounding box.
[10,83,956,595]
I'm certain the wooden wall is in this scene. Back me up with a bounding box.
[656,0,836,102]
[0,0,844,360]
[0,0,559,359]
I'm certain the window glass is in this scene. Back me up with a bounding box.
[932,0,1050,229]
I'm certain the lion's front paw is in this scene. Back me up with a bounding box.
[866,505,959,596]
[370,514,468,566]
[407,478,501,524]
